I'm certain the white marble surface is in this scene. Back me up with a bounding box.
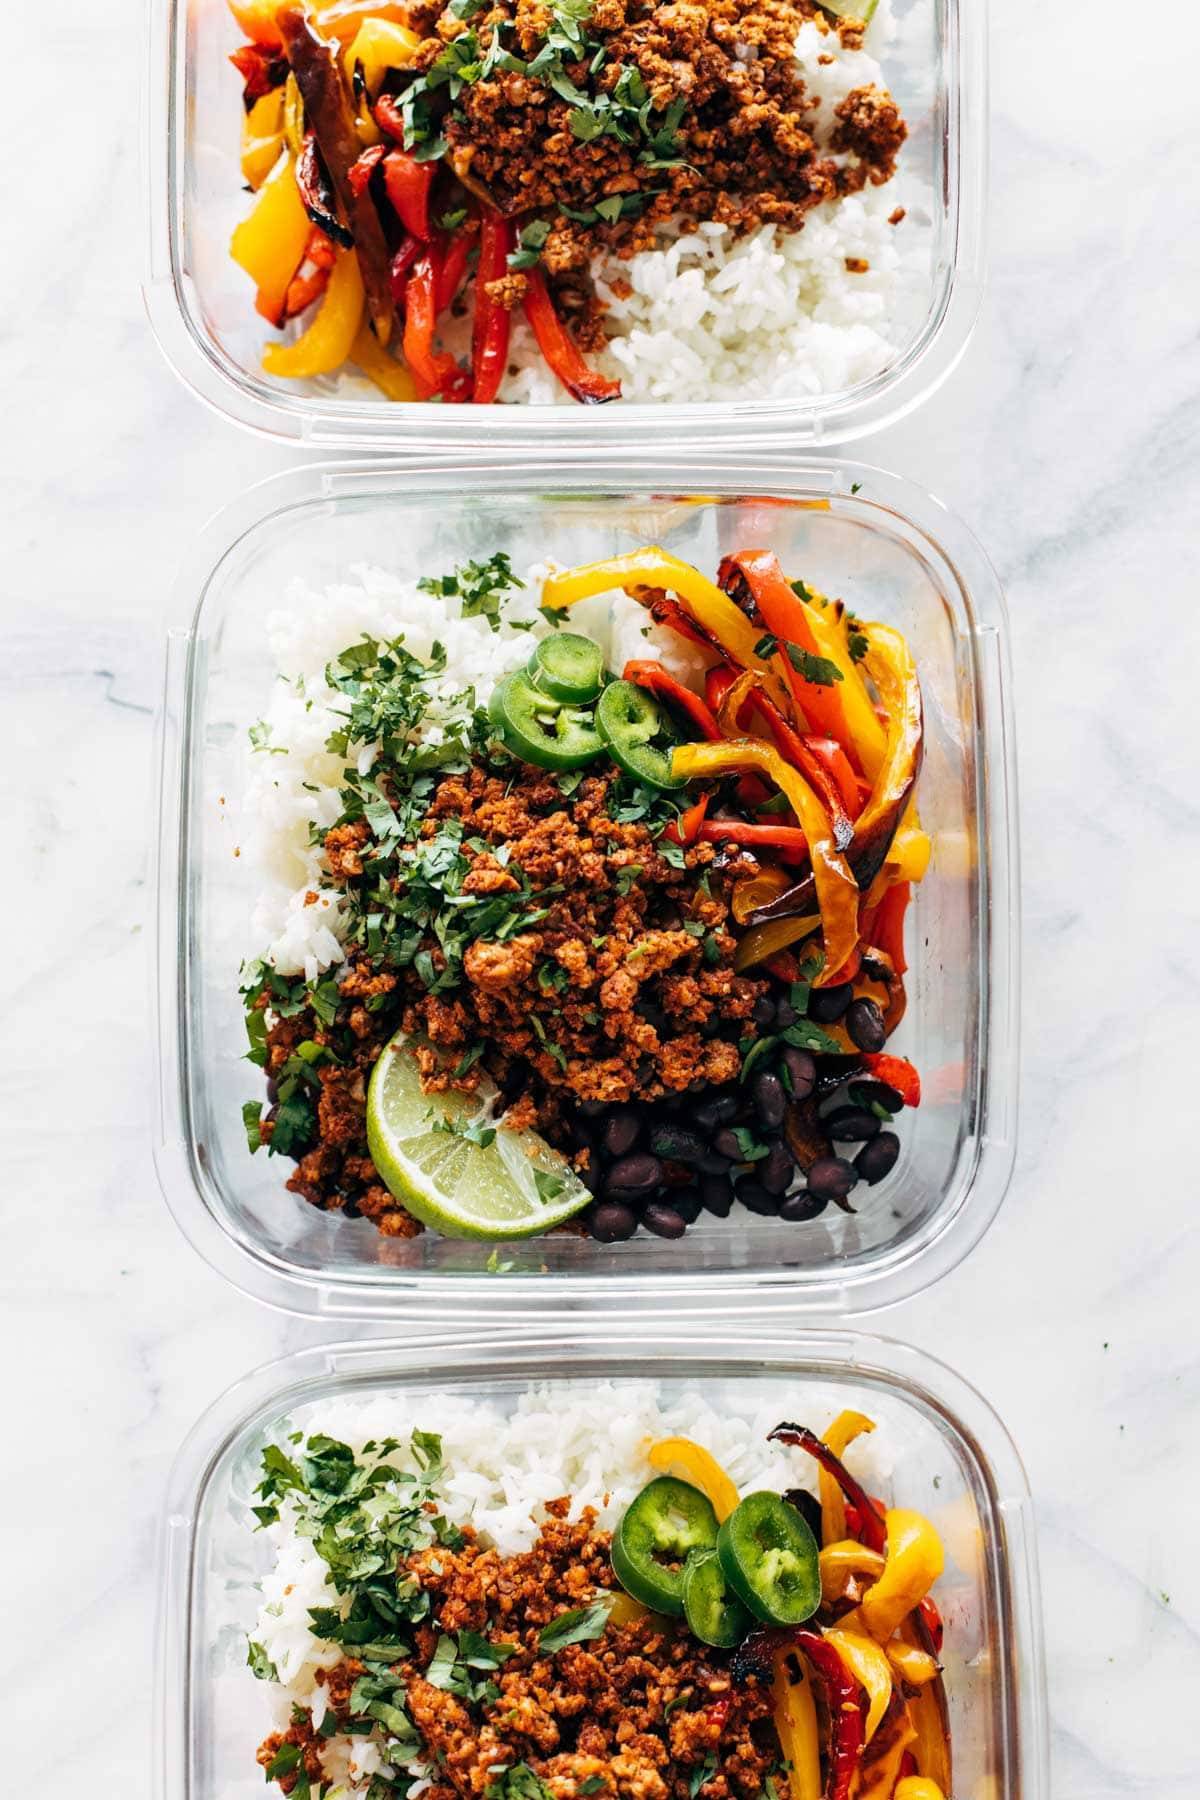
[3,0,1199,1792]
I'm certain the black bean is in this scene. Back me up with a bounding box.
[265,1078,279,1105]
[568,1116,595,1151]
[579,1099,609,1119]
[849,1079,905,1115]
[636,1000,669,1035]
[845,998,887,1053]
[781,1048,817,1101]
[760,1141,795,1196]
[713,1127,744,1162]
[700,1174,734,1217]
[737,1179,780,1217]
[751,995,777,1029]
[697,1150,733,1177]
[643,1202,688,1239]
[693,1093,739,1134]
[806,1156,859,1203]
[774,998,797,1030]
[809,982,854,1023]
[780,1190,829,1221]
[589,1201,638,1242]
[823,1106,881,1143]
[648,1123,707,1164]
[578,1159,602,1196]
[855,1132,901,1185]
[602,1109,642,1159]
[670,1188,703,1224]
[606,1152,662,1193]
[753,1071,786,1131]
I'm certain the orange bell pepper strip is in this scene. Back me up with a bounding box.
[718,551,857,751]
[646,1438,740,1522]
[262,243,364,376]
[231,150,313,326]
[229,0,283,47]
[541,550,792,713]
[670,740,860,983]
[698,821,808,863]
[664,793,709,849]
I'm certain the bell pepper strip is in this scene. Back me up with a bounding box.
[241,89,286,188]
[296,131,354,246]
[649,595,727,655]
[262,243,364,375]
[894,1779,945,1800]
[698,821,809,863]
[898,1617,952,1793]
[706,665,739,714]
[646,1437,740,1522]
[860,1053,921,1108]
[768,1422,886,1555]
[814,1411,875,1550]
[606,1589,650,1630]
[885,1639,939,1687]
[770,1645,823,1800]
[916,1594,943,1654]
[732,912,820,973]
[522,269,621,404]
[471,215,514,403]
[850,1695,918,1800]
[802,736,863,819]
[403,252,466,398]
[277,6,397,343]
[736,1629,864,1800]
[283,262,330,318]
[860,1511,945,1644]
[382,148,434,240]
[718,551,857,754]
[349,321,419,399]
[817,1540,886,1608]
[671,739,858,981]
[624,661,723,743]
[731,866,791,924]
[229,0,283,47]
[343,16,422,91]
[389,234,421,302]
[863,879,910,974]
[231,151,314,326]
[347,142,384,197]
[437,229,473,312]
[821,1629,892,1744]
[749,689,855,852]
[664,793,710,849]
[845,624,924,893]
[230,43,288,103]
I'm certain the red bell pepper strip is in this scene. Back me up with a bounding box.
[522,268,621,405]
[867,880,910,975]
[753,695,855,851]
[348,143,385,198]
[767,1423,887,1554]
[389,235,421,303]
[698,821,808,863]
[383,149,434,240]
[283,264,330,317]
[917,1596,944,1656]
[860,1052,921,1107]
[736,1628,865,1800]
[706,665,736,711]
[403,253,470,400]
[719,550,856,760]
[471,215,514,404]
[765,950,800,984]
[802,736,863,820]
[664,793,709,848]
[230,43,287,102]
[624,661,723,743]
[437,229,473,313]
[649,596,722,654]
[373,92,407,142]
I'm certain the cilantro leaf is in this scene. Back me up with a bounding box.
[783,643,844,686]
[538,1596,615,1652]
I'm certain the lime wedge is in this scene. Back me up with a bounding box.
[366,1030,591,1241]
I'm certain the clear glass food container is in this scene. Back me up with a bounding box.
[143,0,986,450]
[154,1327,1047,1800]
[153,454,1018,1322]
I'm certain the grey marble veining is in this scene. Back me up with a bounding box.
[2,0,1199,1792]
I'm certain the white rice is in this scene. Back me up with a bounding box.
[247,1383,892,1794]
[494,0,932,406]
[242,563,701,983]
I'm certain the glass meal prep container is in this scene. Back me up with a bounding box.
[154,1327,1048,1800]
[143,0,986,450]
[153,454,1018,1321]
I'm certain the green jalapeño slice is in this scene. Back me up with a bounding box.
[489,669,604,770]
[681,1547,753,1647]
[716,1491,821,1626]
[528,632,606,704]
[595,680,684,791]
[611,1476,720,1615]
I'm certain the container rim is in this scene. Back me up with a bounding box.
[142,0,987,450]
[153,1327,1049,1800]
[152,453,1020,1322]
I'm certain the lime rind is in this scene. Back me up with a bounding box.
[366,1032,591,1241]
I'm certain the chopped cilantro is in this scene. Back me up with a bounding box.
[783,643,844,686]
[418,553,525,634]
[243,1100,264,1153]
[246,1640,278,1682]
[538,1595,615,1652]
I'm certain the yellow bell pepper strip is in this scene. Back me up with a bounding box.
[313,0,412,42]
[817,1540,886,1608]
[540,550,791,712]
[731,866,793,925]
[343,17,421,91]
[349,320,418,400]
[671,740,860,985]
[732,912,820,974]
[231,151,313,325]
[860,1510,945,1644]
[770,1645,823,1800]
[263,245,364,376]
[821,1629,892,1744]
[894,1779,945,1800]
[885,1639,939,1688]
[897,1615,952,1793]
[815,1412,875,1549]
[241,90,286,189]
[848,626,924,894]
[606,1589,651,1629]
[647,1438,740,1522]
[229,0,283,49]
[849,1696,918,1800]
